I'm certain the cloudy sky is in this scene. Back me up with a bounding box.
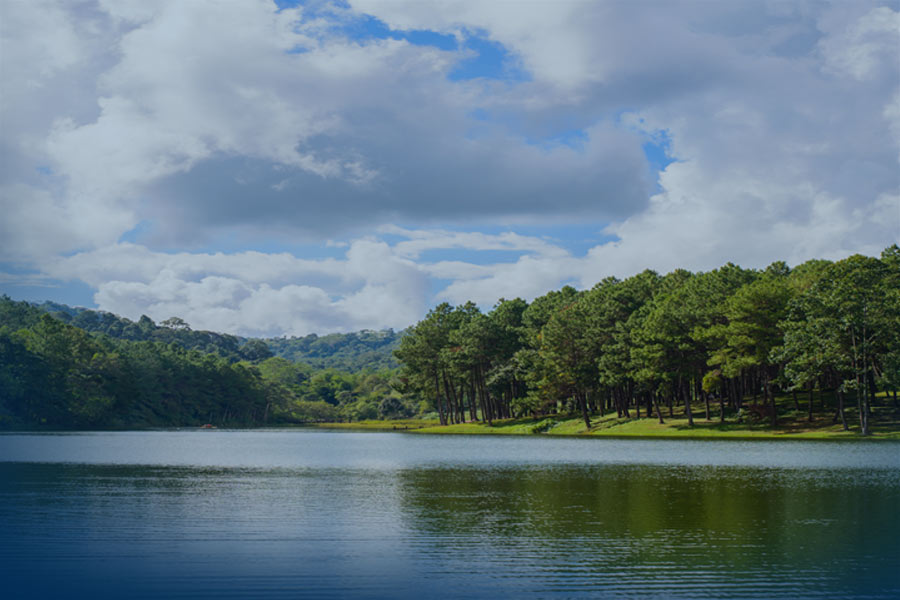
[1,0,898,337]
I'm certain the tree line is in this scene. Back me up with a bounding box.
[0,297,414,429]
[394,248,900,435]
[33,301,402,371]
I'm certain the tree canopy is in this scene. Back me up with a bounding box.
[395,248,900,435]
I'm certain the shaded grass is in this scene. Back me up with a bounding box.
[302,419,437,432]
[415,392,900,440]
[303,392,900,440]
[411,415,900,440]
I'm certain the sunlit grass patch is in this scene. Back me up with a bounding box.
[302,389,900,440]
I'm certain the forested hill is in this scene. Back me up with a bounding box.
[264,331,401,372]
[32,301,254,361]
[0,296,413,430]
[28,301,401,372]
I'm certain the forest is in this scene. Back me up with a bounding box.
[395,247,900,436]
[1,247,898,434]
[34,300,401,371]
[0,299,409,429]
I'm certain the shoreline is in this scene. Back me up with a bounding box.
[306,414,900,441]
[4,413,898,441]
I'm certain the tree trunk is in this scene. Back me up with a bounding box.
[683,377,693,427]
[808,381,814,423]
[434,371,446,426]
[862,364,870,436]
[654,391,665,424]
[866,370,878,410]
[719,387,726,423]
[855,372,866,435]
[702,387,710,421]
[579,391,591,430]
[837,388,848,431]
[443,372,457,425]
[478,365,492,426]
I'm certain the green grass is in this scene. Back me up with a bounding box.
[410,414,900,440]
[302,392,900,440]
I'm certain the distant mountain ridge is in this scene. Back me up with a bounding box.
[264,331,401,371]
[27,300,402,372]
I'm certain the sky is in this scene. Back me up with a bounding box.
[1,0,898,337]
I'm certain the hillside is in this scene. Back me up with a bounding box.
[0,296,413,429]
[264,331,401,372]
[27,300,401,372]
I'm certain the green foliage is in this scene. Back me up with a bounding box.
[30,302,246,360]
[5,246,899,434]
[395,248,900,435]
[0,296,409,428]
[265,330,401,371]
[285,400,339,423]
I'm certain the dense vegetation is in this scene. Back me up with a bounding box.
[2,248,897,434]
[264,330,401,371]
[36,301,255,361]
[33,302,401,371]
[395,248,900,435]
[0,298,413,429]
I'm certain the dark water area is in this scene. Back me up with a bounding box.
[1,431,898,599]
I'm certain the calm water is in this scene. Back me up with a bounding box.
[1,431,898,599]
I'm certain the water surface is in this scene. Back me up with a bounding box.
[1,431,897,599]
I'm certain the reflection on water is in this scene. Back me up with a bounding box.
[0,432,898,599]
[398,465,900,598]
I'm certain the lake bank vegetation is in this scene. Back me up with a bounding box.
[307,389,900,440]
[394,248,900,437]
[1,247,898,437]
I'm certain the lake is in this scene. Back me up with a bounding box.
[1,431,898,599]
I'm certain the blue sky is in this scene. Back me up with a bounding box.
[1,0,897,336]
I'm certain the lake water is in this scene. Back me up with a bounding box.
[1,431,898,599]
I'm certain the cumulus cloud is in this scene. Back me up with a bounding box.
[382,225,569,259]
[43,242,423,336]
[1,0,650,259]
[2,0,898,334]
[44,230,566,336]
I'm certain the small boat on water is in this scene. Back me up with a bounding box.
[200,424,217,429]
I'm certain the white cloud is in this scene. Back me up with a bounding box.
[76,245,426,336]
[43,229,570,336]
[2,0,653,260]
[818,6,900,80]
[2,0,899,335]
[382,225,569,259]
[580,162,899,286]
[349,0,596,90]
[436,254,581,307]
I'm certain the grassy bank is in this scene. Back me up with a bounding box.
[413,412,900,440]
[303,418,437,432]
[306,393,900,440]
